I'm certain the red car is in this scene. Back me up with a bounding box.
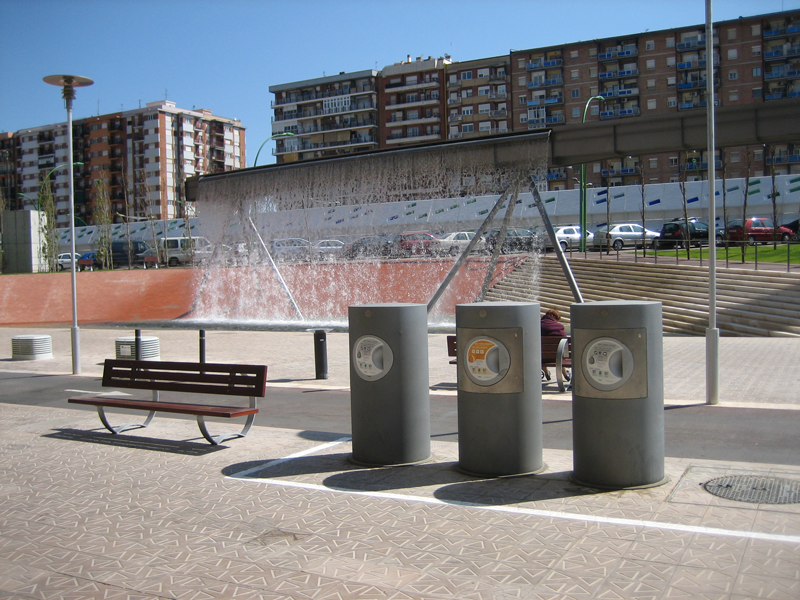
[389,232,442,257]
[725,218,793,245]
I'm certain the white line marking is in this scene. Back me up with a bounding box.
[229,437,351,479]
[227,444,800,545]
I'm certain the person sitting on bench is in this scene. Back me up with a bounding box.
[541,308,569,382]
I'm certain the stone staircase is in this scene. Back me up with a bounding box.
[485,255,800,337]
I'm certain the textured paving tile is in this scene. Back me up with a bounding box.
[1,403,799,599]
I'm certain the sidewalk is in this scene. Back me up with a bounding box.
[1,326,799,599]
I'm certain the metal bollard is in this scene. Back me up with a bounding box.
[199,330,206,364]
[314,330,328,380]
[135,329,142,360]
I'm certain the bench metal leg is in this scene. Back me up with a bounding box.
[556,338,571,393]
[97,406,155,434]
[96,389,158,435]
[195,397,257,445]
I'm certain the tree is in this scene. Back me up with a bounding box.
[678,151,693,259]
[719,148,728,252]
[740,147,754,263]
[93,178,114,269]
[38,173,59,273]
[766,144,780,249]
[638,156,648,256]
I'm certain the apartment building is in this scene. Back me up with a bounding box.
[270,70,379,163]
[266,9,798,191]
[445,56,511,141]
[9,101,244,226]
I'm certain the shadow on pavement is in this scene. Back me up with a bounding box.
[44,428,227,456]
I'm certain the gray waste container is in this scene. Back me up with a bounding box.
[349,303,431,466]
[456,301,544,477]
[570,300,667,489]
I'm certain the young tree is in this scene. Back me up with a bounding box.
[638,156,648,256]
[93,178,114,269]
[740,147,754,263]
[719,148,728,251]
[678,151,693,259]
[38,174,59,272]
[766,144,780,249]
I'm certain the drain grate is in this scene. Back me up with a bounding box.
[704,475,800,504]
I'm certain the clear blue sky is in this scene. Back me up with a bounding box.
[2,0,798,166]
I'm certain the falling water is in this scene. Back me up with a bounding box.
[188,133,551,328]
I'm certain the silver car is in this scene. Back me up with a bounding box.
[592,223,660,250]
[56,252,81,271]
[553,225,594,251]
[437,231,486,255]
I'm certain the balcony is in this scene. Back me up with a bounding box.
[677,35,718,52]
[527,76,564,89]
[384,79,440,93]
[385,115,440,127]
[526,58,563,70]
[766,153,800,164]
[598,47,638,61]
[528,115,565,125]
[385,132,440,145]
[448,114,462,122]
[764,46,800,61]
[274,135,378,155]
[599,106,641,120]
[547,169,567,180]
[489,109,508,119]
[678,78,719,90]
[678,101,708,110]
[294,118,378,135]
[527,96,564,106]
[271,85,377,107]
[385,94,440,108]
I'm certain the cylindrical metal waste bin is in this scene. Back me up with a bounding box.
[571,300,666,489]
[456,301,544,477]
[349,303,430,466]
[115,336,160,361]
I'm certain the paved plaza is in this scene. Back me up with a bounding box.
[0,326,799,599]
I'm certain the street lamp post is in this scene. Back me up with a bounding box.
[579,95,606,251]
[44,74,93,376]
[253,132,295,167]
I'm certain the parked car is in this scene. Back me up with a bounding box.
[553,225,594,251]
[311,239,345,260]
[592,223,660,250]
[725,218,793,245]
[343,235,391,259]
[387,232,442,257]
[270,238,311,261]
[437,231,486,256]
[157,236,214,266]
[78,251,101,270]
[783,218,800,241]
[483,228,536,254]
[657,218,711,248]
[110,240,151,267]
[56,252,81,271]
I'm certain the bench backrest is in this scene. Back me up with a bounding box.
[447,335,457,357]
[541,336,571,361]
[103,359,267,397]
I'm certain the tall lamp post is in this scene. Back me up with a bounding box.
[253,132,294,167]
[579,95,606,251]
[44,74,93,376]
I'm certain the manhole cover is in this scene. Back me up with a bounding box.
[704,475,800,504]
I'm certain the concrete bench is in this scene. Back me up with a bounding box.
[69,359,267,445]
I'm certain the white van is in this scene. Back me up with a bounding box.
[157,236,213,266]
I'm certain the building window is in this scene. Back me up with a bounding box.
[518,58,526,69]
[519,95,527,105]
[666,37,675,48]
[572,107,580,118]
[753,67,762,77]
[520,114,528,123]
[647,78,656,89]
[478,104,490,114]
[727,48,738,60]
[646,59,656,70]
[589,47,597,57]
[753,88,762,98]
[571,88,580,98]
[727,28,737,40]
[729,90,739,102]
[667,76,676,87]
[669,156,679,167]
[728,69,738,80]
[646,40,655,50]
[647,98,657,110]
[730,151,740,163]
[462,124,474,133]
[649,158,658,169]
[570,50,579,59]
[589,67,598,78]
[751,24,761,36]
[754,149,763,161]
[592,163,601,173]
[479,122,491,132]
[571,69,579,80]
[752,45,762,56]
[477,86,490,96]
[477,68,489,78]
[463,89,473,98]
[667,56,676,67]
[462,106,473,116]
[668,97,677,107]
[590,105,599,115]
[518,76,527,86]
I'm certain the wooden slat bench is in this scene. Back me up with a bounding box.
[542,336,572,393]
[447,335,458,364]
[69,359,267,445]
